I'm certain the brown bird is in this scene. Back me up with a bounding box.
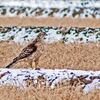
[5,32,46,68]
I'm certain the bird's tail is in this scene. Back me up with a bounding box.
[5,57,18,68]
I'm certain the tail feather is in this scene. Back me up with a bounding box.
[5,58,17,68]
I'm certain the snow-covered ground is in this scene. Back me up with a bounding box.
[0,68,100,93]
[0,0,100,8]
[0,0,100,18]
[0,27,100,45]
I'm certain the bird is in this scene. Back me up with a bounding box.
[5,32,46,68]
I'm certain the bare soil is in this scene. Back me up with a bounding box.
[0,17,100,27]
[0,41,100,70]
[0,85,100,100]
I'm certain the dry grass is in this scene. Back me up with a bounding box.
[0,85,100,100]
[0,41,100,70]
[0,41,100,100]
[0,17,100,28]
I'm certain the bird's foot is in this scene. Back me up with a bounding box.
[32,60,40,69]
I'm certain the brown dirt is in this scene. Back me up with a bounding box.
[0,85,100,100]
[0,17,100,27]
[0,41,100,70]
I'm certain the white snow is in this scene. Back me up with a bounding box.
[0,27,99,45]
[0,0,100,8]
[0,68,100,93]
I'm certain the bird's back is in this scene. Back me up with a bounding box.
[16,43,37,60]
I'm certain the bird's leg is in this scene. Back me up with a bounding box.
[28,54,40,68]
[32,42,45,69]
[27,56,34,68]
[32,51,42,69]
[32,59,38,68]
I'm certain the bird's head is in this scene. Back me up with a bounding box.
[36,32,46,42]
